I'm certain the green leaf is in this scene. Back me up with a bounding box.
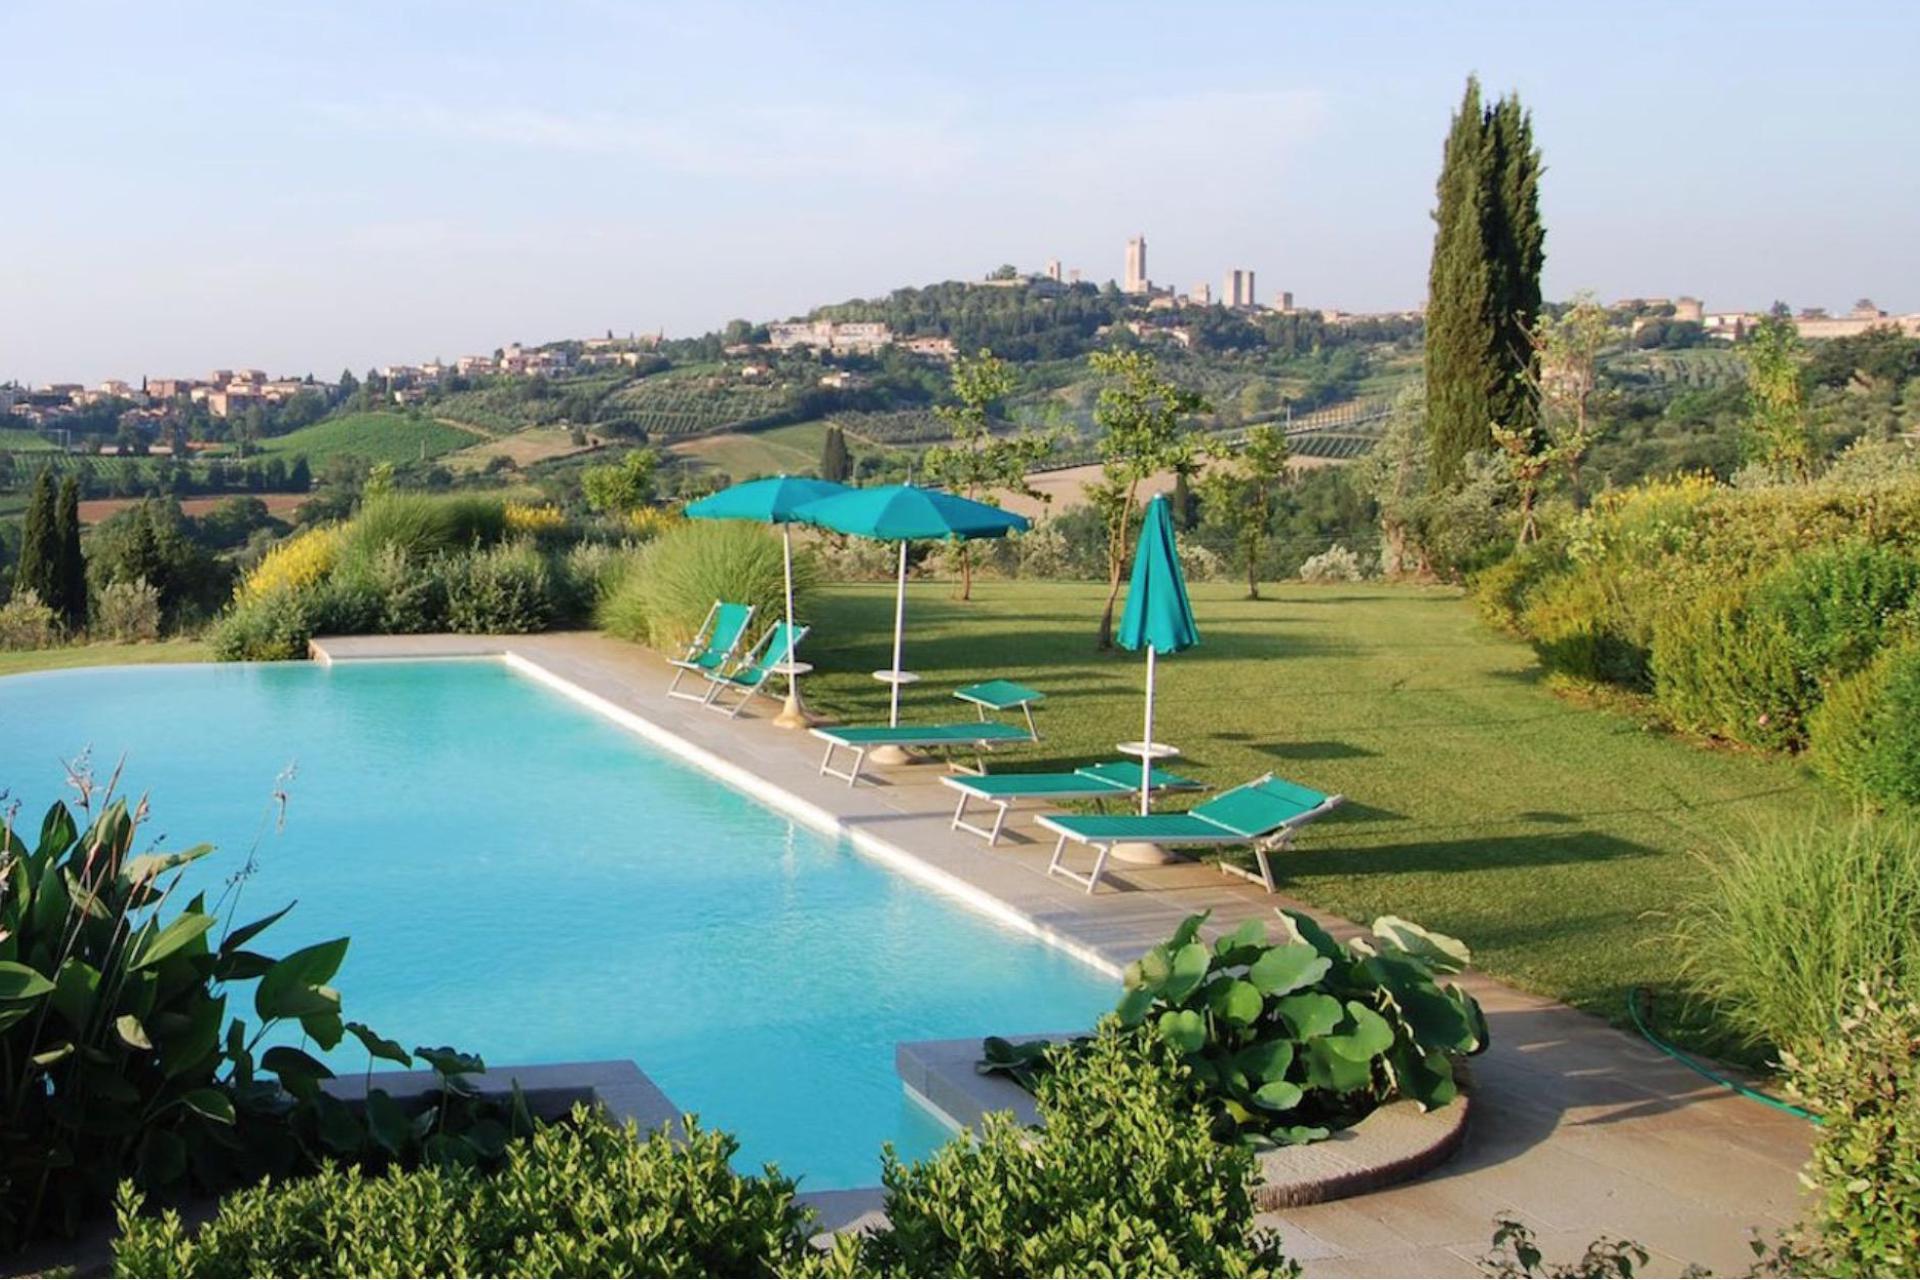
[221,902,296,955]
[1371,915,1471,974]
[461,1117,509,1160]
[1275,992,1345,1040]
[1161,942,1212,1003]
[1168,911,1209,950]
[0,1006,32,1034]
[1115,986,1156,1027]
[255,937,349,1021]
[36,801,78,859]
[1275,908,1345,961]
[301,1011,345,1051]
[1210,978,1264,1028]
[181,1087,236,1125]
[424,1132,476,1169]
[130,911,217,971]
[115,1013,153,1051]
[1234,1039,1295,1084]
[311,1094,365,1154]
[1214,917,1267,957]
[137,1128,187,1187]
[261,1045,335,1100]
[125,844,215,886]
[213,950,276,982]
[1252,1079,1304,1111]
[0,960,55,1002]
[364,1089,413,1156]
[50,957,100,1030]
[1248,942,1332,996]
[31,1040,75,1068]
[1325,1002,1396,1061]
[1157,1008,1207,1055]
[346,1021,413,1068]
[1304,1039,1374,1093]
[415,1045,485,1078]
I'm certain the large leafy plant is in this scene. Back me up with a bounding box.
[0,777,504,1250]
[989,909,1487,1146]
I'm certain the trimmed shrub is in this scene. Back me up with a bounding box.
[1297,543,1370,583]
[1649,584,1809,749]
[442,541,555,635]
[332,544,448,635]
[0,589,60,650]
[112,1108,814,1278]
[1809,638,1920,808]
[1678,811,1920,1052]
[836,1023,1296,1278]
[554,542,644,627]
[1768,984,1920,1278]
[96,577,163,642]
[597,521,808,652]
[1750,539,1920,681]
[1519,571,1653,688]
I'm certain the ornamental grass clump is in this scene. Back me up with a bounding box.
[1678,810,1920,1054]
[595,520,809,652]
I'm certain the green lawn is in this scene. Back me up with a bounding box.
[0,639,211,680]
[255,413,481,466]
[800,580,1816,1042]
[668,419,834,477]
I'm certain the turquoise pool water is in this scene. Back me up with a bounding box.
[0,659,1115,1188]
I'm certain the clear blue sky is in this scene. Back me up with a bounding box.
[5,0,1916,384]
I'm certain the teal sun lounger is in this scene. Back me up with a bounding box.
[1037,773,1344,894]
[811,680,1044,786]
[666,601,755,701]
[940,762,1205,846]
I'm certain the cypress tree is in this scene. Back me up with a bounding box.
[819,424,851,482]
[54,476,87,630]
[1425,78,1546,486]
[12,467,59,607]
[1486,93,1545,436]
[1425,77,1502,487]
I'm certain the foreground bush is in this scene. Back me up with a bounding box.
[0,588,59,650]
[1769,984,1920,1278]
[96,577,163,642]
[442,541,555,634]
[239,524,344,599]
[338,492,507,563]
[596,521,809,652]
[0,784,417,1249]
[112,1109,812,1279]
[1809,638,1920,808]
[833,1024,1295,1278]
[1679,811,1920,1052]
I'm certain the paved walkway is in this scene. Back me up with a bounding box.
[314,632,1813,1278]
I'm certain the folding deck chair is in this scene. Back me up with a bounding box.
[703,621,808,718]
[1037,773,1344,894]
[666,601,754,701]
[940,761,1205,845]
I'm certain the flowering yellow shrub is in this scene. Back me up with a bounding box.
[626,507,683,541]
[239,525,344,600]
[505,502,568,537]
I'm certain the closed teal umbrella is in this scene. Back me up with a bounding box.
[1117,493,1199,814]
[795,484,1029,726]
[686,476,849,726]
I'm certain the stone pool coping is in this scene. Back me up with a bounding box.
[298,632,1816,1277]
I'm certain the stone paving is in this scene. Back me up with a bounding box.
[312,631,1814,1278]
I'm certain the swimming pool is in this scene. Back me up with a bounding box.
[0,659,1116,1188]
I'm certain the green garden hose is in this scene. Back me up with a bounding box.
[1626,988,1819,1123]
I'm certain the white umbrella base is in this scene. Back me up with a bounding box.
[865,744,923,766]
[772,687,824,730]
[1109,841,1178,865]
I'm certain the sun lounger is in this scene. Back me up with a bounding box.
[1037,773,1344,894]
[666,601,754,701]
[703,621,808,718]
[941,761,1205,845]
[811,680,1044,786]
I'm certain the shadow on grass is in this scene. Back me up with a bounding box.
[1287,829,1656,879]
[1259,739,1380,761]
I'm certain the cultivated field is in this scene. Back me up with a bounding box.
[254,413,483,466]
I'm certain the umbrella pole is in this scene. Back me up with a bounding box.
[1141,644,1156,815]
[773,524,813,729]
[889,539,908,727]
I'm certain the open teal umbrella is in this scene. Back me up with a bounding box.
[795,484,1029,727]
[1118,493,1199,814]
[686,475,848,725]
